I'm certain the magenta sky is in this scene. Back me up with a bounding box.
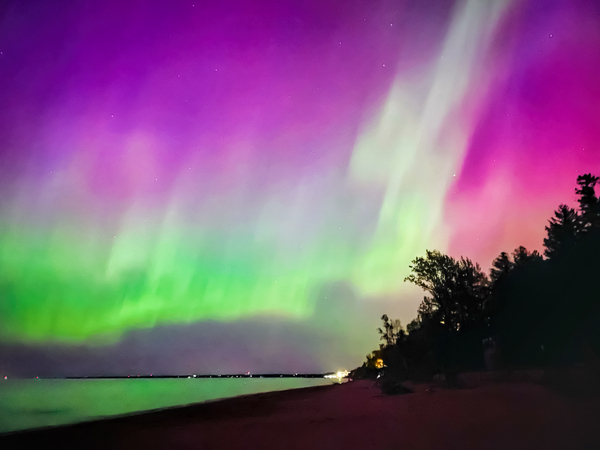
[448,0,600,265]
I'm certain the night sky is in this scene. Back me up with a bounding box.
[1,0,599,376]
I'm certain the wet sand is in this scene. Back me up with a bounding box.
[2,379,600,449]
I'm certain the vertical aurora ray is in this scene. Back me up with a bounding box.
[349,0,511,295]
[447,0,600,265]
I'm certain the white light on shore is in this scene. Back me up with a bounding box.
[324,370,349,380]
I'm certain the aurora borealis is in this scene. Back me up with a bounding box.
[1,0,599,375]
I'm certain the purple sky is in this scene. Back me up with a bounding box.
[1,0,599,376]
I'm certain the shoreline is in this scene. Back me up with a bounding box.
[2,379,600,449]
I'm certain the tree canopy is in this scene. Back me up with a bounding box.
[404,250,488,332]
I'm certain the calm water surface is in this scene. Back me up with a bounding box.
[0,378,331,433]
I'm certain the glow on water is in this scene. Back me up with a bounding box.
[0,378,331,434]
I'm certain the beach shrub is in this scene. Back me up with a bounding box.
[376,373,414,395]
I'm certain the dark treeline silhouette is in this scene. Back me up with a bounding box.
[352,174,600,385]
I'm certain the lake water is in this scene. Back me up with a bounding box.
[0,377,331,434]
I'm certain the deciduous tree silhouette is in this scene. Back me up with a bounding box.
[404,250,488,332]
[377,314,404,347]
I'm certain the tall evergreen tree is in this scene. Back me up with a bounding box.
[489,251,513,291]
[543,204,578,259]
[575,173,600,230]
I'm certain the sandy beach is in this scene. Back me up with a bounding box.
[2,379,600,450]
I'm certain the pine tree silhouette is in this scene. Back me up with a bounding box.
[575,173,600,231]
[543,204,578,259]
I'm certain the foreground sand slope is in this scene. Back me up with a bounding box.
[2,380,600,449]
